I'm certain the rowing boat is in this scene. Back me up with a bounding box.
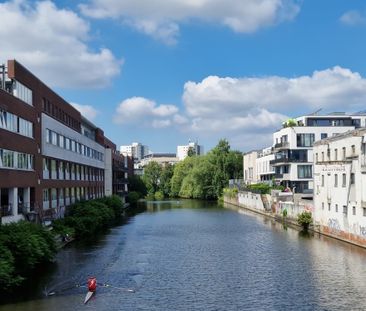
[84,291,94,304]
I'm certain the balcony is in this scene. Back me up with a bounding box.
[270,158,290,165]
[274,142,289,150]
[274,173,291,180]
[270,158,308,165]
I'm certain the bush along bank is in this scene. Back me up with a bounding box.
[0,221,57,291]
[52,195,124,239]
[0,195,124,292]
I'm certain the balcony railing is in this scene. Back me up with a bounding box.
[270,158,308,165]
[274,142,289,149]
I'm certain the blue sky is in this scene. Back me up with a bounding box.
[2,0,366,153]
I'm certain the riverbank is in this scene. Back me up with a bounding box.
[223,196,305,231]
[223,195,366,249]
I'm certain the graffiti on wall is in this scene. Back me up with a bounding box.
[360,226,366,237]
[328,218,341,231]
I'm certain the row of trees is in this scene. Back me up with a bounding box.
[134,139,243,200]
[0,195,124,292]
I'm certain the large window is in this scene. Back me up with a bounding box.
[297,134,315,147]
[13,80,33,106]
[0,149,33,170]
[0,109,33,138]
[298,165,312,179]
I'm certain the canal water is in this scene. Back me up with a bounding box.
[1,200,366,311]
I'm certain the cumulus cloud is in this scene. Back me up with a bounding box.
[340,10,366,26]
[114,97,179,128]
[181,66,366,149]
[0,0,121,88]
[113,66,366,150]
[80,0,300,44]
[183,67,366,118]
[71,103,99,120]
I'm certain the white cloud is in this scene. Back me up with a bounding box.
[114,96,179,127]
[71,102,99,120]
[80,0,300,44]
[0,0,121,88]
[181,66,366,149]
[183,67,366,118]
[114,67,366,151]
[340,10,366,26]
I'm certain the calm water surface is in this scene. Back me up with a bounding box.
[1,200,366,311]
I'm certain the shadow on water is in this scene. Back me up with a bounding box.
[0,204,147,305]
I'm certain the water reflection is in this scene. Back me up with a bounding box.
[1,200,366,311]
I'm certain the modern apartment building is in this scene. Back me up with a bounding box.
[313,128,366,246]
[177,141,204,161]
[120,142,149,162]
[0,60,128,224]
[271,113,366,193]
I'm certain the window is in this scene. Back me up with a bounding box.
[334,149,338,161]
[327,149,330,160]
[321,133,328,139]
[298,165,312,178]
[297,133,315,147]
[352,145,355,155]
[51,188,57,201]
[321,175,324,187]
[350,173,355,184]
[328,203,331,211]
[59,135,64,148]
[13,80,33,106]
[322,202,324,210]
[342,173,346,187]
[336,204,338,213]
[51,131,57,145]
[321,152,324,162]
[65,138,70,150]
[352,206,356,215]
[43,189,49,202]
[46,129,51,143]
[1,150,14,168]
[364,208,366,217]
[315,153,318,162]
[18,117,33,138]
[342,147,346,160]
[334,174,338,187]
[343,205,348,216]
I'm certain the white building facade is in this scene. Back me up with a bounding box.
[271,113,366,194]
[313,128,366,246]
[256,147,275,184]
[120,142,149,161]
[177,141,204,161]
[243,150,259,184]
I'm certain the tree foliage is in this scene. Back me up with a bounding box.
[0,221,57,291]
[141,139,243,200]
[142,161,162,195]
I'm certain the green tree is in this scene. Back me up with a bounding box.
[187,147,196,157]
[159,164,174,197]
[170,156,196,197]
[128,175,147,196]
[142,161,162,195]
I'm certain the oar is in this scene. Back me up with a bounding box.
[102,283,135,292]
